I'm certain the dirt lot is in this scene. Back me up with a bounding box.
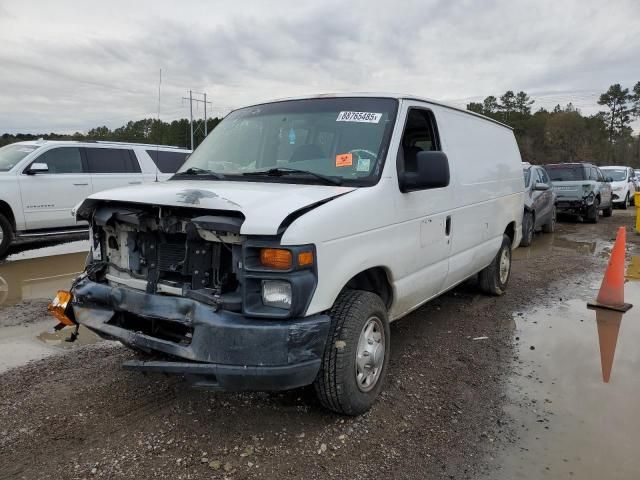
[0,212,635,480]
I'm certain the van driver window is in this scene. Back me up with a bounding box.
[400,109,438,173]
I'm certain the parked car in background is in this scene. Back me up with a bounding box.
[600,166,636,209]
[57,93,525,415]
[544,163,612,223]
[520,163,556,246]
[0,140,191,257]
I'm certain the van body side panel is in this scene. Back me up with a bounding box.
[283,100,524,319]
[433,106,524,287]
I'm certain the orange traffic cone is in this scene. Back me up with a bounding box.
[595,308,623,383]
[587,226,633,312]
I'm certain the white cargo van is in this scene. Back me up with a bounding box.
[57,94,524,415]
[0,140,190,257]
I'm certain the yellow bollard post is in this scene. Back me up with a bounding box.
[636,192,640,233]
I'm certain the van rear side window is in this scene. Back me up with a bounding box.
[86,148,140,173]
[146,150,189,173]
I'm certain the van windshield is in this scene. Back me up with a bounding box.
[175,97,399,186]
[0,144,40,172]
[544,165,587,181]
[602,169,626,181]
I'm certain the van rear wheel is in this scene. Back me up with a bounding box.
[314,290,390,416]
[0,214,13,259]
[478,234,512,296]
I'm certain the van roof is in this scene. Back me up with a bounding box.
[8,140,190,151]
[241,92,513,131]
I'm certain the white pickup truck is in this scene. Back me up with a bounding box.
[0,140,191,257]
[55,94,524,415]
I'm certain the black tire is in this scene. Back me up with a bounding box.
[520,212,534,247]
[479,234,512,296]
[0,213,13,259]
[541,206,556,233]
[621,193,629,210]
[586,199,599,223]
[602,204,613,218]
[314,290,390,416]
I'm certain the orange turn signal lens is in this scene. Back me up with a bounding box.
[47,290,76,326]
[260,248,293,270]
[297,251,314,267]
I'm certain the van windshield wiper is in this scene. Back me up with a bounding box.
[242,168,343,186]
[173,167,225,179]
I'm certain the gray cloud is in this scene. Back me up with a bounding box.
[0,0,639,133]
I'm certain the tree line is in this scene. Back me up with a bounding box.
[466,82,640,166]
[0,117,221,150]
[2,83,640,166]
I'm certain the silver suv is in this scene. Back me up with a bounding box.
[544,163,613,223]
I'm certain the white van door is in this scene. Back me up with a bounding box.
[18,146,92,230]
[392,105,454,314]
[85,147,144,193]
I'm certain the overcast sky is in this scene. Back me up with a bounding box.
[0,0,639,134]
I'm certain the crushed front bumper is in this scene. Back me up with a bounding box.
[555,197,593,215]
[71,277,331,391]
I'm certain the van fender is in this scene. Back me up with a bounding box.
[305,241,398,317]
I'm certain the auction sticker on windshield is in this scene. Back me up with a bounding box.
[336,153,353,167]
[336,111,382,123]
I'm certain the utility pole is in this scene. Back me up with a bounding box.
[182,90,212,150]
[204,92,208,136]
[189,90,193,150]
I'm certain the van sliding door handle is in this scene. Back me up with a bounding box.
[445,216,452,236]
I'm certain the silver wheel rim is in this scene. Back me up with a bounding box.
[355,316,385,392]
[499,248,510,284]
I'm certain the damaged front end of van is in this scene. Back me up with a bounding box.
[57,185,347,391]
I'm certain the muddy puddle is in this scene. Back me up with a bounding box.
[0,322,102,373]
[493,272,640,478]
[513,232,612,260]
[0,246,87,308]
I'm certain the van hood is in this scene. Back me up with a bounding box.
[76,180,356,235]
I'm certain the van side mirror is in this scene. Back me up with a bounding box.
[399,151,450,192]
[534,182,550,191]
[27,162,49,174]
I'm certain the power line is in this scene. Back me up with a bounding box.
[182,90,212,150]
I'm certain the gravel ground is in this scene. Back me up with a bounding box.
[0,213,631,480]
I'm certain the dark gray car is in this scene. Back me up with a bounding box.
[544,163,613,223]
[521,163,556,247]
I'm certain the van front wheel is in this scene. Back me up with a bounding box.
[478,234,512,296]
[314,290,390,416]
